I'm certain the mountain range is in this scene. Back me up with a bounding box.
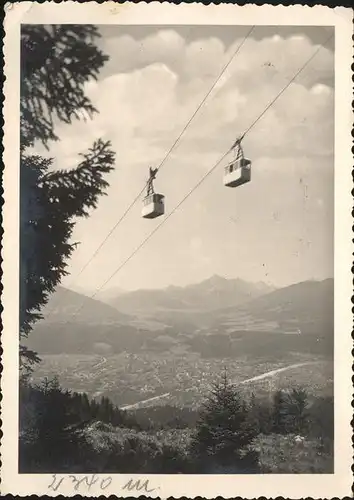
[40,286,133,325]
[40,275,275,328]
[102,275,274,314]
[27,276,333,358]
[201,277,334,333]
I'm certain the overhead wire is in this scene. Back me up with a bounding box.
[44,25,255,320]
[60,30,333,325]
[242,33,334,138]
[58,25,256,290]
[64,151,230,324]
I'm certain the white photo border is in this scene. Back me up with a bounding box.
[1,2,353,498]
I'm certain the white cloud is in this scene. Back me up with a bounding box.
[44,28,333,175]
[36,28,334,290]
[224,34,333,90]
[183,37,226,79]
[101,30,186,77]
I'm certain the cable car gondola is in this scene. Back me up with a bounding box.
[142,167,165,219]
[223,136,251,188]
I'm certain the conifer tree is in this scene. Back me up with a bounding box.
[20,25,115,368]
[307,395,333,441]
[20,376,85,472]
[272,389,288,434]
[246,392,261,434]
[191,371,259,473]
[81,392,92,421]
[285,387,309,435]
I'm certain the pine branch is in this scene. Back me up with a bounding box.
[20,345,42,368]
[20,25,108,148]
[42,139,115,218]
[19,26,115,370]
[20,140,115,348]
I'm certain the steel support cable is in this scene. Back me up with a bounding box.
[228,29,334,228]
[62,31,333,325]
[90,153,230,301]
[241,32,334,139]
[65,151,229,324]
[57,26,256,290]
[43,27,256,320]
[154,25,256,174]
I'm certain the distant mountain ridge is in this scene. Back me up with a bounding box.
[40,286,133,324]
[204,277,334,335]
[102,275,275,316]
[27,278,333,358]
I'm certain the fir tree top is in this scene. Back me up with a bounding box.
[20,25,116,369]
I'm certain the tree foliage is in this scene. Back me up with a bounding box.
[20,24,115,366]
[20,141,115,339]
[271,388,310,435]
[285,387,310,434]
[19,377,138,472]
[19,377,86,472]
[191,372,259,473]
[21,25,108,148]
[20,376,333,474]
[272,389,289,433]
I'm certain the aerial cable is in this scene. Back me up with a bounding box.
[61,30,333,326]
[69,186,147,281]
[153,25,255,174]
[63,151,230,323]
[44,25,256,319]
[45,26,255,321]
[55,26,256,290]
[241,32,334,140]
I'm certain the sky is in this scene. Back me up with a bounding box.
[31,25,334,292]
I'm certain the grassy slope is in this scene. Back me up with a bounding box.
[79,422,333,474]
[254,433,333,473]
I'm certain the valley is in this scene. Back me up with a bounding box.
[30,351,333,409]
[28,275,334,410]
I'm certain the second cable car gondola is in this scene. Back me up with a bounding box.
[223,136,251,188]
[142,167,165,219]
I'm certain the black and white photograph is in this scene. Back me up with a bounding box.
[1,3,352,498]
